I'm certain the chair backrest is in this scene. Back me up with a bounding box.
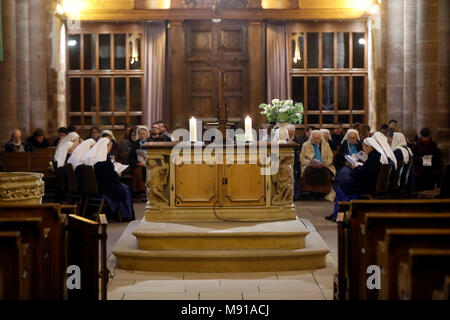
[79,165,100,196]
[376,164,393,194]
[390,161,405,192]
[438,164,450,198]
[53,160,67,192]
[400,160,413,190]
[64,163,78,193]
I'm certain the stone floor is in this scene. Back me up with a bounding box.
[106,200,337,300]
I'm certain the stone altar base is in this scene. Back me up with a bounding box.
[113,218,329,273]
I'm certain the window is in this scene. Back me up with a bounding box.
[67,23,144,130]
[290,22,368,128]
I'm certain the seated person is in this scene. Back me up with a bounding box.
[412,127,442,191]
[26,128,50,149]
[53,127,68,147]
[300,130,336,200]
[128,126,150,197]
[320,128,338,152]
[391,132,414,191]
[84,138,135,221]
[326,137,386,221]
[101,129,127,163]
[148,122,170,142]
[155,121,172,141]
[120,127,137,154]
[68,138,96,188]
[4,129,34,152]
[87,126,100,141]
[335,129,362,172]
[373,131,398,170]
[128,126,150,167]
[331,123,344,146]
[359,124,371,141]
[54,132,80,168]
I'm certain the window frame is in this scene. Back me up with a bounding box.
[66,23,145,130]
[289,21,368,129]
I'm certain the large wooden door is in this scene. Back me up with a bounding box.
[185,20,249,123]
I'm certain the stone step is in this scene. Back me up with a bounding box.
[113,220,329,273]
[132,220,310,250]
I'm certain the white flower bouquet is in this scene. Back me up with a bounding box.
[259,99,304,124]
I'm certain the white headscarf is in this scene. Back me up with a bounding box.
[341,129,360,144]
[57,131,79,148]
[309,130,323,143]
[391,132,413,164]
[320,129,332,141]
[67,138,96,170]
[363,137,389,165]
[82,137,110,166]
[373,131,398,169]
[54,132,80,168]
[54,141,73,168]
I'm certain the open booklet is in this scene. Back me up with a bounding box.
[345,154,363,167]
[113,162,129,175]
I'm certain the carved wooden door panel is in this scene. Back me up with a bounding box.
[184,20,249,123]
[221,162,266,207]
[175,162,219,207]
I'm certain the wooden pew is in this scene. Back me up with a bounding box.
[377,229,450,300]
[432,276,450,300]
[66,214,108,300]
[398,248,450,300]
[0,217,43,299]
[361,213,450,300]
[0,204,65,299]
[0,149,55,177]
[336,199,450,300]
[0,231,31,300]
[0,204,109,300]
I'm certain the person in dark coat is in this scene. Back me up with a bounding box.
[412,127,442,191]
[53,127,68,147]
[85,138,135,221]
[4,129,34,152]
[331,123,344,146]
[26,128,50,149]
[326,137,385,221]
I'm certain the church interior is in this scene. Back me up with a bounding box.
[0,0,449,303]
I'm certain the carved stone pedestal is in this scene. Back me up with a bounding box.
[0,172,45,205]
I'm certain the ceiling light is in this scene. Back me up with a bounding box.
[68,39,77,47]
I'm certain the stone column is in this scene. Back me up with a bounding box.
[0,0,18,144]
[386,0,404,126]
[28,0,49,132]
[438,0,450,148]
[15,0,31,136]
[416,0,439,134]
[403,0,417,130]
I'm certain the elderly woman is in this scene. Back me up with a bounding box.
[54,132,80,168]
[326,137,386,221]
[391,132,415,191]
[336,129,363,171]
[320,129,338,152]
[300,130,336,199]
[83,138,135,221]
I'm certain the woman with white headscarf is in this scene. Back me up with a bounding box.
[54,132,80,168]
[326,137,384,221]
[336,129,363,171]
[391,132,413,164]
[68,138,96,170]
[87,138,135,221]
[373,131,397,169]
[300,130,336,200]
[320,129,338,152]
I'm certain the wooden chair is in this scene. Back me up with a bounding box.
[377,228,450,300]
[359,164,393,199]
[64,164,83,206]
[398,248,450,300]
[52,160,68,203]
[389,161,405,193]
[79,165,122,222]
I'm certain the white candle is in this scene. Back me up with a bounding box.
[189,117,197,142]
[245,116,253,141]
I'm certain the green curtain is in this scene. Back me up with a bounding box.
[0,0,3,62]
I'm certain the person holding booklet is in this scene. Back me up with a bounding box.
[326,137,385,221]
[84,138,135,221]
